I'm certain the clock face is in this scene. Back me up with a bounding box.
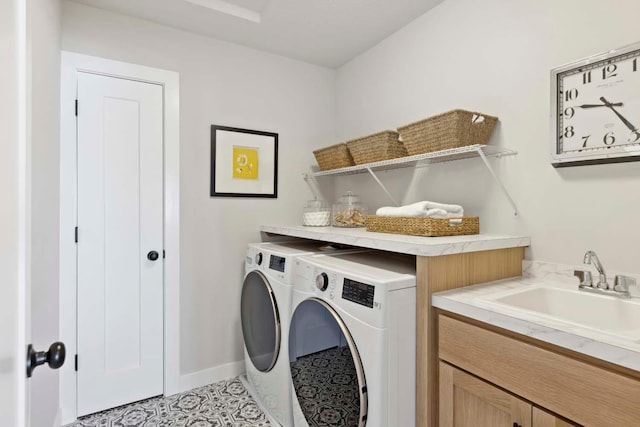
[551,43,640,166]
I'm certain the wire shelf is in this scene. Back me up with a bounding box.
[304,145,516,178]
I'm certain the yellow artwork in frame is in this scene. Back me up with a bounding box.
[232,146,259,180]
[211,125,278,198]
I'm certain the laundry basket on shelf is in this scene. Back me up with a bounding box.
[397,110,498,155]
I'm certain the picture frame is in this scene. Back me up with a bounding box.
[210,125,278,198]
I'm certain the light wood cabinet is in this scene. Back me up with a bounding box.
[532,408,577,427]
[439,362,531,427]
[440,362,578,427]
[438,313,640,426]
[416,247,525,427]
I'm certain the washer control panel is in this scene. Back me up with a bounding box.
[342,278,375,308]
[269,255,286,273]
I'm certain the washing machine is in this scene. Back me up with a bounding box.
[241,241,363,426]
[289,251,416,427]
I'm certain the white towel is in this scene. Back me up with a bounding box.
[376,201,431,217]
[425,209,463,224]
[376,201,464,218]
[422,201,464,215]
[424,209,463,218]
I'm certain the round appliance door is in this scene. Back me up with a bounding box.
[289,298,367,427]
[241,270,281,372]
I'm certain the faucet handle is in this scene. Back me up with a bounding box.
[574,270,593,288]
[613,275,636,294]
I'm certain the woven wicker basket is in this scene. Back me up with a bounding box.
[365,215,479,237]
[345,130,407,165]
[313,143,355,171]
[397,110,498,155]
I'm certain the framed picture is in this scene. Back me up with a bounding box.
[210,125,278,198]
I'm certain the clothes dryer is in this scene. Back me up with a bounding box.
[289,252,416,427]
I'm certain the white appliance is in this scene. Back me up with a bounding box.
[289,252,416,427]
[241,241,362,426]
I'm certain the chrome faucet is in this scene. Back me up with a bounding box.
[574,250,636,298]
[583,250,608,289]
[613,275,636,298]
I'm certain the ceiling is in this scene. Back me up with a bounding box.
[68,0,444,68]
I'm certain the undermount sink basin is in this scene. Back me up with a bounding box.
[477,285,640,341]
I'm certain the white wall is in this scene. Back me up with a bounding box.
[336,0,640,273]
[61,1,336,377]
[29,0,62,425]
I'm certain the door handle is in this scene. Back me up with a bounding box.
[26,342,66,378]
[147,250,159,261]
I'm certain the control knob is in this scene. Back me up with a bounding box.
[255,252,263,266]
[315,272,329,292]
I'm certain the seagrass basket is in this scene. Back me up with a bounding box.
[313,143,355,171]
[397,110,498,155]
[365,215,479,237]
[345,130,407,165]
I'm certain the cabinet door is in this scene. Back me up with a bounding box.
[532,407,579,427]
[440,362,532,427]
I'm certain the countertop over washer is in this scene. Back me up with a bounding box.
[260,225,530,256]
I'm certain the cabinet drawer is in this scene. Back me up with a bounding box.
[438,314,640,426]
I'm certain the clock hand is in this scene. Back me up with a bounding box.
[575,102,623,109]
[600,97,637,132]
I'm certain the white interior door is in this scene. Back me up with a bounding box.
[1,0,27,424]
[76,72,164,416]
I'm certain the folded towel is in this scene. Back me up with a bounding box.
[424,208,447,217]
[376,201,464,217]
[376,202,431,217]
[422,201,464,215]
[425,209,463,224]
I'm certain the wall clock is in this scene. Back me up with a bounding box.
[551,42,640,167]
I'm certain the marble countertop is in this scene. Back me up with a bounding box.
[432,261,640,372]
[260,225,530,256]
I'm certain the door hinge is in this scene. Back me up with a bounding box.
[75,99,78,116]
[75,354,78,371]
[163,250,165,259]
[74,226,78,243]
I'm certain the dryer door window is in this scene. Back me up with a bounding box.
[289,298,368,427]
[241,270,280,372]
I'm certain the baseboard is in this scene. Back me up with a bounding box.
[178,360,245,394]
[52,408,62,427]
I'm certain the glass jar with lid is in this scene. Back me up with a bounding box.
[332,191,368,227]
[303,198,331,227]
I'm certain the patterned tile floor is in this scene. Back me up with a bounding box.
[65,348,360,427]
[290,346,360,427]
[65,378,272,427]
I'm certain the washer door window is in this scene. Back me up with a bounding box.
[289,298,368,427]
[241,270,280,372]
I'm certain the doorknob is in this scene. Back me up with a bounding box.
[26,342,66,378]
[147,251,159,261]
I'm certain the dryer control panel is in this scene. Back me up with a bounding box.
[342,278,375,308]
